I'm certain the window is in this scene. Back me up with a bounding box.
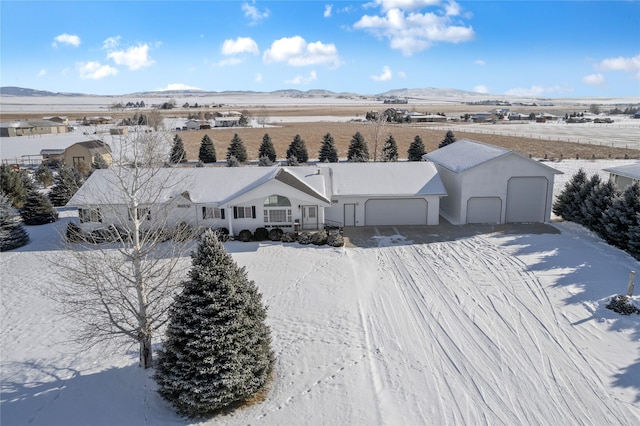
[79,208,102,223]
[233,206,256,219]
[264,195,291,207]
[202,207,225,220]
[264,209,292,223]
[129,207,151,221]
[72,156,85,166]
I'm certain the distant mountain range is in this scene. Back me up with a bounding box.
[1,86,489,100]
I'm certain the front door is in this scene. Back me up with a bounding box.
[302,205,318,230]
[344,203,356,227]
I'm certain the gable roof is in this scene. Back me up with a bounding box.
[424,139,562,175]
[321,162,446,197]
[604,162,640,180]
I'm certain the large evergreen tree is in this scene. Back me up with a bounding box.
[48,167,82,207]
[0,165,28,208]
[601,183,640,250]
[581,179,619,235]
[627,214,640,260]
[199,134,217,164]
[407,135,426,161]
[574,174,601,225]
[286,134,308,163]
[318,133,338,163]
[20,190,58,225]
[258,134,277,162]
[381,134,399,162]
[34,164,54,188]
[226,133,248,163]
[347,131,369,162]
[439,130,457,148]
[170,134,187,164]
[0,194,29,251]
[552,168,587,221]
[155,230,274,417]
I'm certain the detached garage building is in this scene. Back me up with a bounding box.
[322,162,447,227]
[424,140,562,224]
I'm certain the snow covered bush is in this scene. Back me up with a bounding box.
[606,295,640,315]
[281,232,296,243]
[0,194,29,251]
[268,228,283,241]
[214,227,229,242]
[297,231,313,245]
[155,230,274,418]
[237,229,253,242]
[327,233,345,247]
[311,231,328,245]
[254,227,269,241]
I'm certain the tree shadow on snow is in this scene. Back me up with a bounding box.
[0,358,188,426]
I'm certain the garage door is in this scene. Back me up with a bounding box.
[365,199,428,226]
[506,177,548,223]
[467,197,502,224]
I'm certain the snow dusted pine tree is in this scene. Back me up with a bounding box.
[601,182,640,251]
[48,166,82,207]
[580,179,619,236]
[381,134,399,162]
[574,174,601,225]
[347,131,369,162]
[155,230,274,417]
[407,135,426,161]
[552,168,587,221]
[318,132,338,163]
[20,190,58,225]
[226,133,247,163]
[258,133,277,162]
[627,214,640,260]
[0,194,29,251]
[199,134,217,164]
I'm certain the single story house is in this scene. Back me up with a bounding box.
[214,116,241,127]
[82,116,114,125]
[604,163,640,190]
[67,162,447,234]
[64,140,112,168]
[424,140,562,224]
[43,116,70,125]
[0,120,69,137]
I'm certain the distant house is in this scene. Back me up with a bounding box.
[109,127,129,136]
[424,140,562,224]
[184,119,210,130]
[604,163,640,190]
[423,114,447,123]
[214,116,241,127]
[634,111,640,119]
[64,140,112,168]
[43,116,70,126]
[67,162,447,235]
[82,116,114,125]
[40,149,66,167]
[0,120,68,137]
[470,112,496,123]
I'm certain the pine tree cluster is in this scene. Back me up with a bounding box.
[20,191,58,225]
[155,230,274,418]
[553,169,640,259]
[0,195,29,251]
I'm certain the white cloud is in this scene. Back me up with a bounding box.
[52,33,81,48]
[583,73,606,86]
[255,73,263,83]
[474,59,485,66]
[222,37,259,56]
[504,85,573,97]
[354,2,474,55]
[102,36,121,50]
[217,58,243,67]
[473,85,489,94]
[324,4,333,17]
[107,44,155,70]
[37,69,47,77]
[596,54,640,79]
[155,83,202,91]
[371,66,393,81]
[77,61,118,80]
[285,70,318,85]
[243,1,270,25]
[263,36,340,67]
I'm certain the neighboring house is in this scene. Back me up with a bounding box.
[0,120,68,137]
[43,116,70,125]
[184,119,203,130]
[214,116,241,127]
[424,140,562,225]
[604,163,640,190]
[82,116,114,125]
[67,162,447,234]
[423,114,447,123]
[40,149,65,166]
[64,140,112,168]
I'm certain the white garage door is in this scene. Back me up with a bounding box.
[506,177,548,223]
[365,199,428,226]
[467,197,502,224]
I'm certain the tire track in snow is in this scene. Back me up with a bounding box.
[357,236,634,425]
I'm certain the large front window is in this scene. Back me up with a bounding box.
[79,208,102,223]
[264,195,292,224]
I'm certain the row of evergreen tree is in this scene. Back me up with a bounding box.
[553,169,640,260]
[170,130,458,165]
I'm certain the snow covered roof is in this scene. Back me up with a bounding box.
[320,162,446,197]
[424,139,562,175]
[67,166,331,207]
[604,162,640,180]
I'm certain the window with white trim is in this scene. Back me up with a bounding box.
[79,208,103,223]
[234,206,255,219]
[202,207,225,220]
[263,195,293,223]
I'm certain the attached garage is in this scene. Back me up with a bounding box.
[365,198,428,226]
[506,177,549,223]
[467,197,501,224]
[424,140,562,225]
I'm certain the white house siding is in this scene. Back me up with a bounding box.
[435,167,463,224]
[365,198,428,226]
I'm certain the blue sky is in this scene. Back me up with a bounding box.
[1,0,639,98]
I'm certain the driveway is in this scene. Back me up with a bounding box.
[342,218,560,248]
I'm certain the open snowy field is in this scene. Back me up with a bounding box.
[1,159,639,425]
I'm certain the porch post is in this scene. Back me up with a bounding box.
[227,206,234,236]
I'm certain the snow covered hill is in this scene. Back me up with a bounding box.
[1,160,639,425]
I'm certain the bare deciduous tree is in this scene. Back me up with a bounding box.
[368,113,387,162]
[50,128,193,369]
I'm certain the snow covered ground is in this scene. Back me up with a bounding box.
[1,160,639,425]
